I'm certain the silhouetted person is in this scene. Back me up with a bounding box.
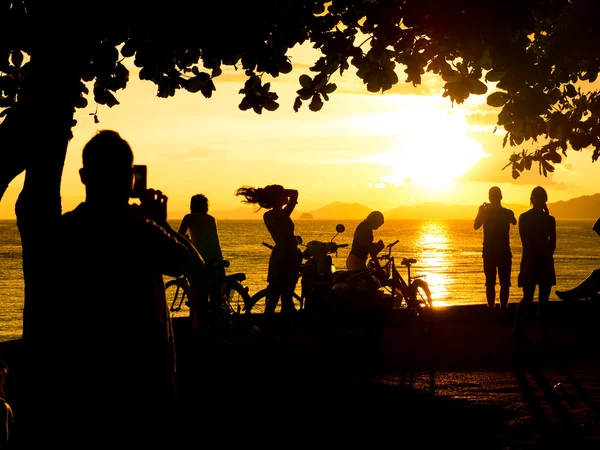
[235,184,300,316]
[556,217,600,301]
[0,361,13,449]
[346,211,385,272]
[30,130,194,448]
[178,194,225,314]
[513,186,556,343]
[474,186,517,309]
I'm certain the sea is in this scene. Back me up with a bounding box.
[1,218,599,342]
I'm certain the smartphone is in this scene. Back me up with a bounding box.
[130,165,147,199]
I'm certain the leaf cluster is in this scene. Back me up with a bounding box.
[3,1,600,177]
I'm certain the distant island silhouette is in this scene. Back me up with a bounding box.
[169,194,600,221]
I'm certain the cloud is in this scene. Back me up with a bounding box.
[465,111,499,128]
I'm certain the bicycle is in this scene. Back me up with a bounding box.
[369,240,433,313]
[166,259,252,329]
[369,239,433,313]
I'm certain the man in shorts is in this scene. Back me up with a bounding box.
[474,186,517,309]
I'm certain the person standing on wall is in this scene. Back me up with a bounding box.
[474,186,517,309]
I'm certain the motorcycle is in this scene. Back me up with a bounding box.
[299,224,392,341]
[330,247,394,342]
[298,224,348,327]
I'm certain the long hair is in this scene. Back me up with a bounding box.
[530,186,549,215]
[190,194,209,214]
[234,184,284,210]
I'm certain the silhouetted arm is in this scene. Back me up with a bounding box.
[178,214,190,236]
[474,203,488,230]
[282,189,298,216]
[518,215,533,252]
[510,211,517,226]
[368,240,385,271]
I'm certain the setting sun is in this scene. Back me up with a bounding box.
[362,104,487,187]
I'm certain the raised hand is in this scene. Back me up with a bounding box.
[140,188,168,225]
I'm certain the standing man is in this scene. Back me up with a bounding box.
[474,186,517,309]
[27,130,199,449]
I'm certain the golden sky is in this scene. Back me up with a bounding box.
[2,42,599,219]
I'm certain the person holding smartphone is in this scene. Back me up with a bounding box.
[29,129,195,448]
[474,186,517,309]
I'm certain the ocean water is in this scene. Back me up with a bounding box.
[1,218,599,342]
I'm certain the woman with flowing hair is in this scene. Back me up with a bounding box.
[235,184,300,317]
[513,186,556,343]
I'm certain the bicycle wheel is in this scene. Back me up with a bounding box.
[246,288,269,314]
[165,278,192,316]
[223,282,252,316]
[409,278,433,307]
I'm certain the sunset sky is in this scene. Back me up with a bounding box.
[2,42,599,219]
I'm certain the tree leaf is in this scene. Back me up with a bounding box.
[309,94,323,112]
[485,70,506,82]
[468,78,488,95]
[10,50,23,69]
[321,83,337,94]
[487,91,510,107]
[263,97,279,111]
[293,97,302,112]
[299,74,312,88]
[565,84,577,98]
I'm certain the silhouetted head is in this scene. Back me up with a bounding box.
[366,211,385,230]
[79,130,134,207]
[235,184,285,210]
[190,194,209,214]
[488,186,502,205]
[530,186,549,214]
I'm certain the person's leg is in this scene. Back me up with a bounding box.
[538,284,552,341]
[483,257,497,308]
[280,273,299,314]
[265,284,280,316]
[556,269,600,300]
[513,284,535,339]
[498,255,512,309]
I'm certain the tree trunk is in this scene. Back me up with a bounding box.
[12,44,82,342]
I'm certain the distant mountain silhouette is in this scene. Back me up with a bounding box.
[306,202,372,220]
[546,193,600,219]
[170,194,600,221]
[171,206,305,220]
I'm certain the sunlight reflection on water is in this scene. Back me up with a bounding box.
[417,221,451,307]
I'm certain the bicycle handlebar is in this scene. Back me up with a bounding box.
[388,239,399,249]
[337,243,349,248]
[262,242,274,250]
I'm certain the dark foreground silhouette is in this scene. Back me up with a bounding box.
[4,301,600,449]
